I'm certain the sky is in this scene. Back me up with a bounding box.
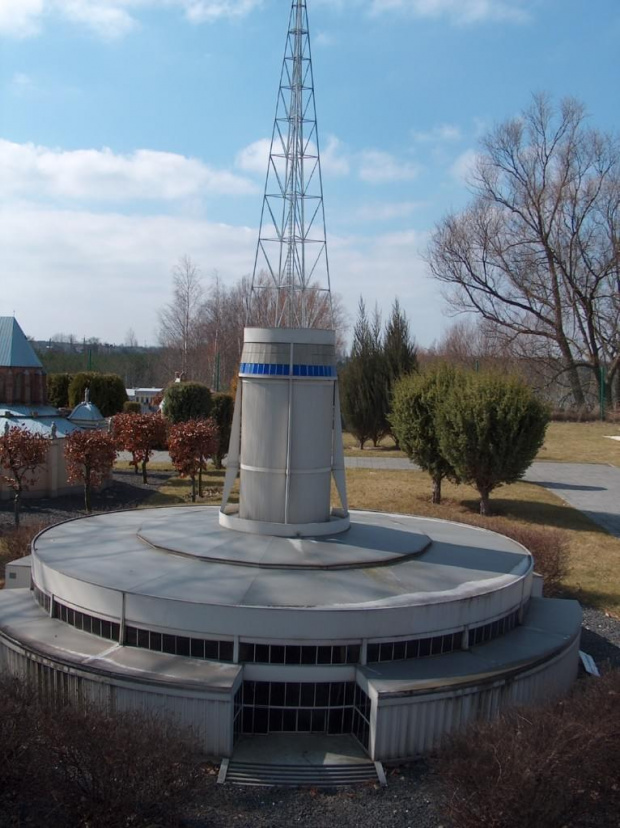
[0,0,619,349]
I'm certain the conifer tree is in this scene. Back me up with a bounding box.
[437,372,549,515]
[383,298,417,446]
[340,299,389,449]
[390,365,461,504]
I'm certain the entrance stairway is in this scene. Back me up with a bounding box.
[219,758,386,788]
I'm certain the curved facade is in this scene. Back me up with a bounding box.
[0,505,581,760]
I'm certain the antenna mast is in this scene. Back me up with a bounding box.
[249,0,333,329]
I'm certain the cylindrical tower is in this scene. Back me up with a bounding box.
[220,327,348,537]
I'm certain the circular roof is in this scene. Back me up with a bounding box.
[31,506,533,641]
[68,400,106,425]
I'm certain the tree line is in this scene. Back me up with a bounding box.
[339,299,549,516]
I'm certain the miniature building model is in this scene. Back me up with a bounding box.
[0,317,88,501]
[0,1,581,764]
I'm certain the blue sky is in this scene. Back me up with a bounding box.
[1,0,618,348]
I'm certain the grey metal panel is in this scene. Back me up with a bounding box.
[241,379,289,469]
[370,633,580,761]
[0,637,235,758]
[244,328,335,346]
[290,382,333,470]
[240,470,286,522]
[288,472,331,524]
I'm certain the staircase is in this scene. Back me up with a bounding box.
[219,758,386,788]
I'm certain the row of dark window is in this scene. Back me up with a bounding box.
[367,631,463,663]
[237,680,371,746]
[54,602,120,642]
[239,642,360,665]
[33,584,51,614]
[365,611,521,664]
[33,584,521,668]
[125,626,234,663]
[242,680,356,709]
[468,610,520,647]
[242,705,355,735]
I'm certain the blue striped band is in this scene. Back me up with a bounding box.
[239,363,336,378]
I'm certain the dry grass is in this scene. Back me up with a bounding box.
[342,469,620,616]
[342,432,406,458]
[538,420,620,465]
[147,468,238,507]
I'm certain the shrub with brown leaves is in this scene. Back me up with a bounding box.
[1,520,52,561]
[0,674,206,828]
[435,670,620,828]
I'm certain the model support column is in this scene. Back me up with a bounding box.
[220,327,349,537]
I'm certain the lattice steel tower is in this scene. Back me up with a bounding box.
[249,0,332,329]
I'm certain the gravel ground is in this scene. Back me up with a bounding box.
[1,474,618,827]
[182,761,445,828]
[0,467,175,531]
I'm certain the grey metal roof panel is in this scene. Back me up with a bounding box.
[0,415,79,438]
[0,318,43,368]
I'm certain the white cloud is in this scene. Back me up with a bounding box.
[1,198,445,348]
[235,138,271,175]
[321,136,350,176]
[0,0,44,38]
[0,0,262,40]
[368,0,530,24]
[59,0,136,39]
[412,123,462,143]
[450,148,480,183]
[182,0,262,24]
[358,149,420,183]
[236,134,350,178]
[0,203,257,345]
[0,139,256,201]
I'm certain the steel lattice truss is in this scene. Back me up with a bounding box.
[249,0,333,329]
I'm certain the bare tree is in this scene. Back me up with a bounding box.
[428,94,620,408]
[158,256,205,379]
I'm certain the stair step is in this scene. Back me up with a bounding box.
[223,759,383,788]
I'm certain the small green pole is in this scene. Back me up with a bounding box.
[600,365,606,422]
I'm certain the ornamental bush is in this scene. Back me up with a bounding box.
[210,392,234,469]
[437,371,549,515]
[0,674,204,828]
[0,426,49,526]
[64,429,117,512]
[47,373,73,408]
[436,669,620,828]
[390,364,462,504]
[162,382,212,425]
[168,418,218,501]
[112,413,168,483]
[68,372,127,417]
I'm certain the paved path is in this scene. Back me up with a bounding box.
[523,462,620,539]
[121,452,620,539]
